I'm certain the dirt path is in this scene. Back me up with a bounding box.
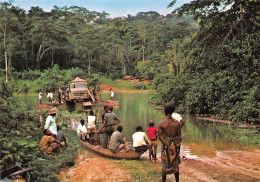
[59,149,260,182]
[58,151,133,182]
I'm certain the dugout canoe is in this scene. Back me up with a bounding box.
[80,140,141,160]
[1,166,31,182]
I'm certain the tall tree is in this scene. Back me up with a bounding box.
[0,3,21,82]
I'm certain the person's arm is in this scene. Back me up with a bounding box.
[113,114,120,125]
[158,122,175,155]
[113,118,120,126]
[155,129,159,137]
[118,133,126,144]
[98,120,107,132]
[144,133,149,144]
[54,139,64,147]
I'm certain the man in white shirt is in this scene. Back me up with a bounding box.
[77,119,88,141]
[44,109,58,138]
[110,88,114,100]
[47,92,53,103]
[132,126,149,153]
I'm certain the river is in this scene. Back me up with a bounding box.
[16,91,256,159]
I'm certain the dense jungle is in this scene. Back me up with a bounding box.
[0,0,259,181]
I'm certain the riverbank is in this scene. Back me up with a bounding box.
[58,147,260,182]
[100,84,155,93]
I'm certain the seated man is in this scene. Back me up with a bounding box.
[39,129,64,153]
[132,126,149,153]
[109,125,129,153]
[87,110,96,139]
[77,119,88,141]
[56,125,67,147]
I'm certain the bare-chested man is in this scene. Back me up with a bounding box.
[158,104,184,182]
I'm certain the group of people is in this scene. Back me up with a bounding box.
[40,102,184,182]
[38,88,64,104]
[76,103,184,182]
[77,110,97,143]
[39,109,67,154]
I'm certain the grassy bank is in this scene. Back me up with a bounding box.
[119,159,161,182]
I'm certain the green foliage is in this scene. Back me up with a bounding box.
[0,2,196,81]
[0,78,79,181]
[14,66,89,92]
[151,0,260,124]
[100,77,153,90]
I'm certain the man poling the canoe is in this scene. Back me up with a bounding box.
[95,106,121,148]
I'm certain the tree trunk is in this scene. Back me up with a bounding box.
[142,37,146,64]
[88,55,91,74]
[173,43,179,76]
[3,27,8,83]
[36,44,43,70]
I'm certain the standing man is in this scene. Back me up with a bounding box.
[39,91,43,104]
[47,92,53,103]
[44,108,58,138]
[158,104,185,182]
[57,88,61,103]
[95,106,120,148]
[101,105,108,123]
[132,126,149,153]
[110,88,114,100]
[109,125,129,153]
[147,120,158,163]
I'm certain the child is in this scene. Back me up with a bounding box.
[147,120,158,163]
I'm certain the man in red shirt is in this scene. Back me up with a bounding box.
[147,120,158,163]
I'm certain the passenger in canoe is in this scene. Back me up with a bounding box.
[109,125,129,153]
[95,106,121,148]
[77,119,88,141]
[87,110,96,143]
[132,126,149,154]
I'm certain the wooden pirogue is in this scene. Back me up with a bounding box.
[0,166,31,182]
[80,140,141,160]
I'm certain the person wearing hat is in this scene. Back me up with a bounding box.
[44,108,58,138]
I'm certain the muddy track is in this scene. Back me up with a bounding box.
[59,149,260,182]
[179,150,260,182]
